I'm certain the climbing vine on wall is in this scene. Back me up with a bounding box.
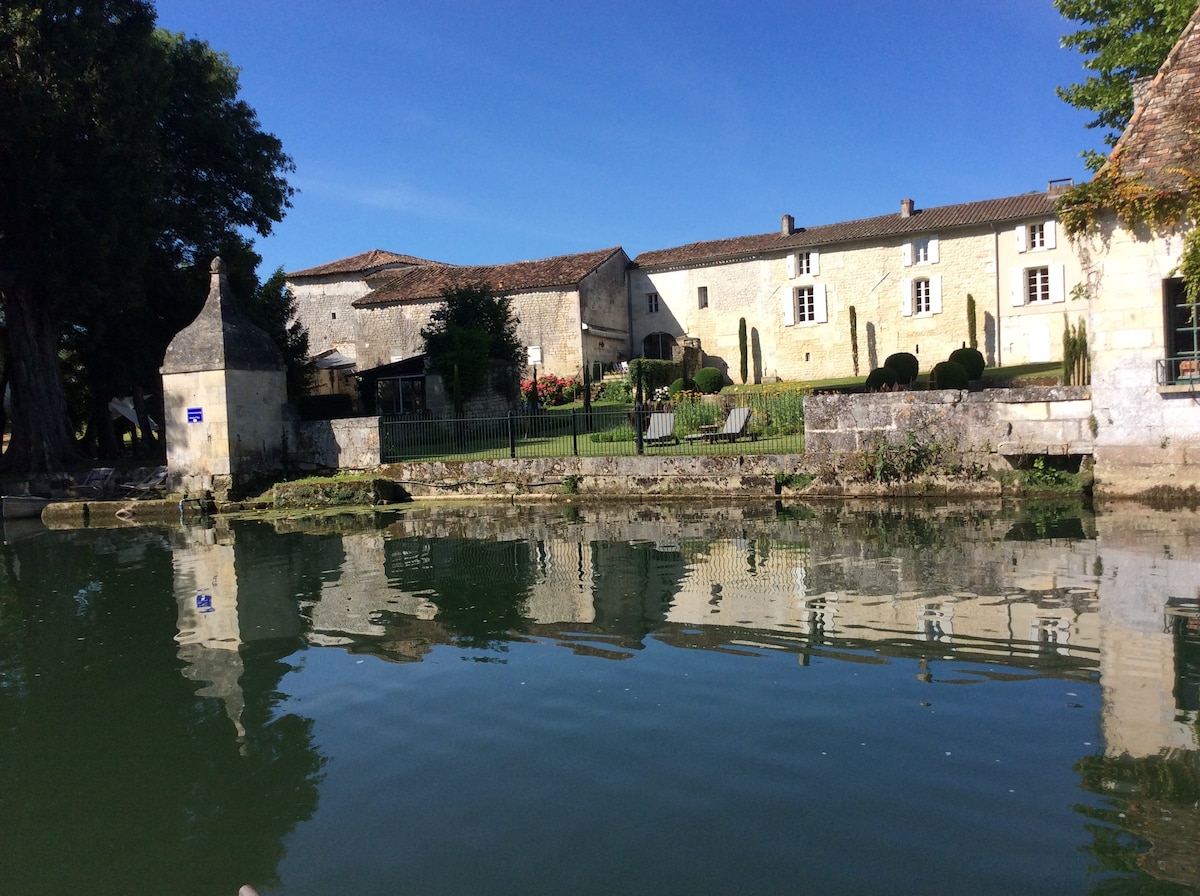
[1057,162,1200,304]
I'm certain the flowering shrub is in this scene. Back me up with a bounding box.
[520,374,577,407]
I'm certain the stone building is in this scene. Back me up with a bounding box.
[160,257,288,498]
[286,248,447,364]
[630,192,1084,384]
[1071,5,1200,492]
[351,246,631,378]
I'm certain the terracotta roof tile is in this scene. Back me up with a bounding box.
[633,193,1059,268]
[287,249,447,278]
[353,247,626,307]
[1107,6,1200,191]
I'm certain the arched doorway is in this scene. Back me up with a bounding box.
[642,332,677,361]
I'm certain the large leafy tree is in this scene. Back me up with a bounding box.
[420,284,523,414]
[1055,0,1198,169]
[0,1,294,471]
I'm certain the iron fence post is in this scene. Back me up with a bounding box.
[508,411,517,459]
[635,405,644,455]
[571,409,579,456]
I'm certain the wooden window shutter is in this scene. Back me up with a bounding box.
[810,250,821,276]
[1015,224,1027,253]
[930,275,943,314]
[814,284,828,323]
[901,241,913,267]
[1044,220,1057,250]
[1010,269,1025,306]
[1049,263,1066,303]
[783,288,796,326]
[786,254,797,279]
[901,278,913,317]
[928,236,940,264]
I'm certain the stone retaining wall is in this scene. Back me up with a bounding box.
[803,386,1094,461]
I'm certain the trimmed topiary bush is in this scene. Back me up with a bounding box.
[668,377,694,397]
[692,366,724,394]
[931,360,969,390]
[883,352,919,385]
[948,347,985,380]
[865,366,898,392]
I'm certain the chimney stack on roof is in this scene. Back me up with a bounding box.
[781,213,795,235]
[900,198,914,218]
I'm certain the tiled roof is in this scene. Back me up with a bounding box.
[633,193,1060,268]
[1107,6,1200,191]
[353,247,626,307]
[287,249,446,278]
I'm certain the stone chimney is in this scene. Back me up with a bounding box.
[900,198,914,218]
[781,213,795,235]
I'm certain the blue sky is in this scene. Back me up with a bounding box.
[151,1,1098,276]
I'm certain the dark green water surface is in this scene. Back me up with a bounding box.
[1,501,1198,895]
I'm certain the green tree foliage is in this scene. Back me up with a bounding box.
[737,317,748,384]
[246,268,313,402]
[966,294,978,350]
[1055,0,1197,169]
[0,1,294,470]
[420,284,523,414]
[849,306,860,376]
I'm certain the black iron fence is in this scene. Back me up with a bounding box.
[1156,354,1200,387]
[379,405,804,463]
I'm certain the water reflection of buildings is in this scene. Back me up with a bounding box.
[174,505,1200,762]
[172,522,306,740]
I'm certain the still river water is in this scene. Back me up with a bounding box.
[1,500,1199,896]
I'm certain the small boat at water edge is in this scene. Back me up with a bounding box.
[2,494,50,520]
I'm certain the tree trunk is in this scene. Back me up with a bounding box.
[1,280,81,472]
[132,385,159,454]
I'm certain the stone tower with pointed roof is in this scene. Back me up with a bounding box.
[161,257,288,499]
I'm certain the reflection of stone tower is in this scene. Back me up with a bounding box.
[160,257,287,499]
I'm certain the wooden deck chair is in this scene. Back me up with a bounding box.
[119,465,169,499]
[716,406,755,442]
[70,467,116,498]
[643,411,677,445]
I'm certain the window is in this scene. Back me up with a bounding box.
[1165,277,1200,383]
[1010,263,1065,306]
[647,292,659,314]
[913,278,932,314]
[901,275,942,316]
[786,250,820,278]
[697,286,708,309]
[1016,220,1056,252]
[902,236,939,266]
[783,284,827,325]
[796,286,816,322]
[1027,267,1050,304]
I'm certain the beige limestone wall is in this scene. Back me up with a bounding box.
[355,300,438,369]
[289,274,376,360]
[511,287,583,377]
[803,387,1094,458]
[635,220,1082,385]
[164,369,232,489]
[1077,216,1200,492]
[163,368,288,495]
[993,218,1087,367]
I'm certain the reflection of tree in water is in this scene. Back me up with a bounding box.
[1075,750,1200,892]
[383,537,537,648]
[588,541,684,641]
[0,528,322,896]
